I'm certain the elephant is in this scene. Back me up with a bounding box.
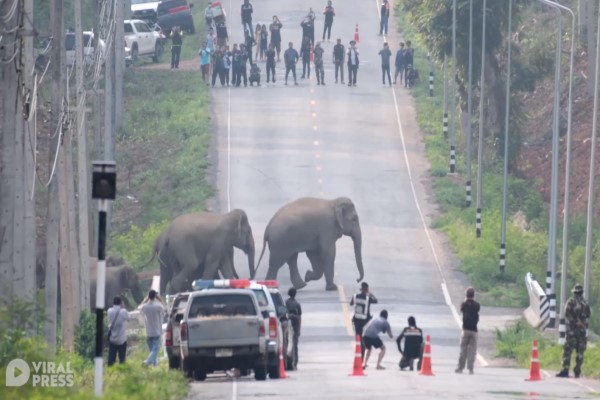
[90,264,145,310]
[256,197,365,291]
[153,209,256,295]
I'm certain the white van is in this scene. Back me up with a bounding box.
[65,31,106,67]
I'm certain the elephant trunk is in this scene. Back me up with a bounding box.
[247,234,256,279]
[131,280,145,306]
[352,228,364,283]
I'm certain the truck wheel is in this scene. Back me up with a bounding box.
[180,358,193,378]
[268,365,280,379]
[169,356,180,369]
[152,42,163,63]
[254,365,267,381]
[194,367,207,381]
[131,45,138,64]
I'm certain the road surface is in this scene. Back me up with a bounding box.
[188,0,600,398]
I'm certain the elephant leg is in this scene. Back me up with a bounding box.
[286,253,306,289]
[305,250,324,283]
[322,245,337,291]
[265,250,287,280]
[202,250,222,279]
[219,250,239,279]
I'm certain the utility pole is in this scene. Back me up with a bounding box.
[45,0,64,351]
[476,0,487,239]
[115,0,125,130]
[74,0,91,315]
[449,0,457,174]
[105,0,116,234]
[465,0,474,208]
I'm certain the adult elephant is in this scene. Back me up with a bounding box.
[90,265,145,310]
[256,197,365,291]
[156,210,256,295]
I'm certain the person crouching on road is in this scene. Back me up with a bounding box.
[249,63,261,86]
[362,309,393,370]
[313,42,325,85]
[170,26,183,69]
[455,287,480,374]
[107,296,129,366]
[286,287,302,370]
[140,289,165,367]
[396,316,423,371]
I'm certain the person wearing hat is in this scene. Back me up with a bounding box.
[350,282,378,359]
[455,287,480,374]
[346,40,359,86]
[396,316,423,371]
[556,284,591,378]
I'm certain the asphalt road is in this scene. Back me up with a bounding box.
[188,0,600,399]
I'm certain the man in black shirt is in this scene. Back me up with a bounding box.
[286,288,302,370]
[455,287,480,375]
[236,44,249,87]
[283,42,299,85]
[322,1,335,41]
[265,44,276,83]
[333,38,344,84]
[241,0,253,38]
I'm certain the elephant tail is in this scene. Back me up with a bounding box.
[254,231,269,277]
[139,251,157,269]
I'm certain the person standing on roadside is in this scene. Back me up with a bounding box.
[211,46,224,87]
[265,43,277,83]
[170,26,183,69]
[199,42,211,83]
[333,38,345,84]
[241,0,253,38]
[322,1,335,41]
[556,284,591,378]
[300,37,312,79]
[236,43,249,87]
[270,16,283,61]
[284,42,299,85]
[379,42,392,86]
[206,27,216,52]
[107,296,129,366]
[223,46,232,86]
[455,287,480,375]
[362,309,393,370]
[260,24,269,61]
[394,42,405,84]
[403,40,415,88]
[140,290,165,367]
[346,40,359,86]
[286,288,302,370]
[379,0,390,36]
[231,43,240,86]
[313,41,325,85]
[350,282,378,359]
[245,29,256,68]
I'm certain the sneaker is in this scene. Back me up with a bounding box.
[341,81,345,84]
[362,364,368,370]
[348,83,352,87]
[455,369,463,374]
[376,365,385,370]
[393,81,397,84]
[317,82,320,85]
[294,82,298,85]
[335,79,338,83]
[556,369,569,378]
[574,371,581,378]
[469,370,474,375]
[285,82,288,85]
[322,82,326,85]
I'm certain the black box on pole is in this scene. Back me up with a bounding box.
[92,161,117,200]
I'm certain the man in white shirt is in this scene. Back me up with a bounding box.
[107,296,129,366]
[346,40,359,86]
[140,290,165,367]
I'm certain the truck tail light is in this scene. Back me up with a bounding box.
[165,321,173,347]
[269,316,277,339]
[180,322,188,341]
[259,323,265,336]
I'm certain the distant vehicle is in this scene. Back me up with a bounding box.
[156,0,195,34]
[65,31,106,67]
[131,0,160,23]
[124,19,164,63]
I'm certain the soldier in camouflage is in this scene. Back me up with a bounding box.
[556,283,591,378]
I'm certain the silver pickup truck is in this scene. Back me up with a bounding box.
[180,288,269,381]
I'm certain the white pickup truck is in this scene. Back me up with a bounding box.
[124,19,164,63]
[180,289,269,381]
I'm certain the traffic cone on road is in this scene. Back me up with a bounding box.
[349,335,366,376]
[354,24,360,43]
[278,347,288,379]
[525,339,542,381]
[419,335,435,376]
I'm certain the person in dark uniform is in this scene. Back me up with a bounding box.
[300,37,312,79]
[300,16,314,47]
[265,43,277,83]
[216,19,228,47]
[241,0,253,38]
[170,26,183,69]
[236,44,249,87]
[283,42,299,85]
[244,29,256,68]
[285,288,302,370]
[556,284,592,378]
[379,42,392,86]
[322,1,335,41]
[231,43,240,87]
[379,0,390,36]
[313,42,325,85]
[455,287,480,375]
[350,282,378,359]
[403,40,415,88]
[211,46,225,87]
[333,38,344,84]
[396,316,423,371]
[269,16,283,61]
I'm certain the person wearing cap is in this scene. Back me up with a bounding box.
[350,282,378,359]
[140,289,165,367]
[362,309,393,370]
[346,40,359,86]
[396,316,423,371]
[455,287,480,374]
[557,284,591,378]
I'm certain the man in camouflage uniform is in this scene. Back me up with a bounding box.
[556,283,591,378]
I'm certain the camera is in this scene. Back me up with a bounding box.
[92,161,117,200]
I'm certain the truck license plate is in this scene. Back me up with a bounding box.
[215,348,233,357]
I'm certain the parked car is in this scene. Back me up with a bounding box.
[65,31,105,67]
[180,288,269,381]
[156,0,195,34]
[124,19,164,63]
[130,0,160,23]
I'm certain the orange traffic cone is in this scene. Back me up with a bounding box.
[349,335,366,376]
[354,24,360,43]
[525,339,542,381]
[419,335,435,376]
[278,347,288,379]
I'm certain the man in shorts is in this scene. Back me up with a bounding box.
[362,309,393,370]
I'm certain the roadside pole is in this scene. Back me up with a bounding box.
[475,0,487,238]
[465,0,473,207]
[449,0,457,173]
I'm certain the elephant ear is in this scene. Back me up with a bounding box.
[232,209,249,236]
[334,199,351,231]
[120,267,137,288]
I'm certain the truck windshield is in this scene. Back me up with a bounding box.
[189,294,256,318]
[251,289,269,307]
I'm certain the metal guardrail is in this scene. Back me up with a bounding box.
[524,272,550,329]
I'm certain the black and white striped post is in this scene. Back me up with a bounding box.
[558,317,566,344]
[449,145,456,173]
[465,180,472,207]
[499,243,506,273]
[427,52,434,97]
[92,161,117,397]
[545,270,556,329]
[443,113,448,138]
[476,208,482,238]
